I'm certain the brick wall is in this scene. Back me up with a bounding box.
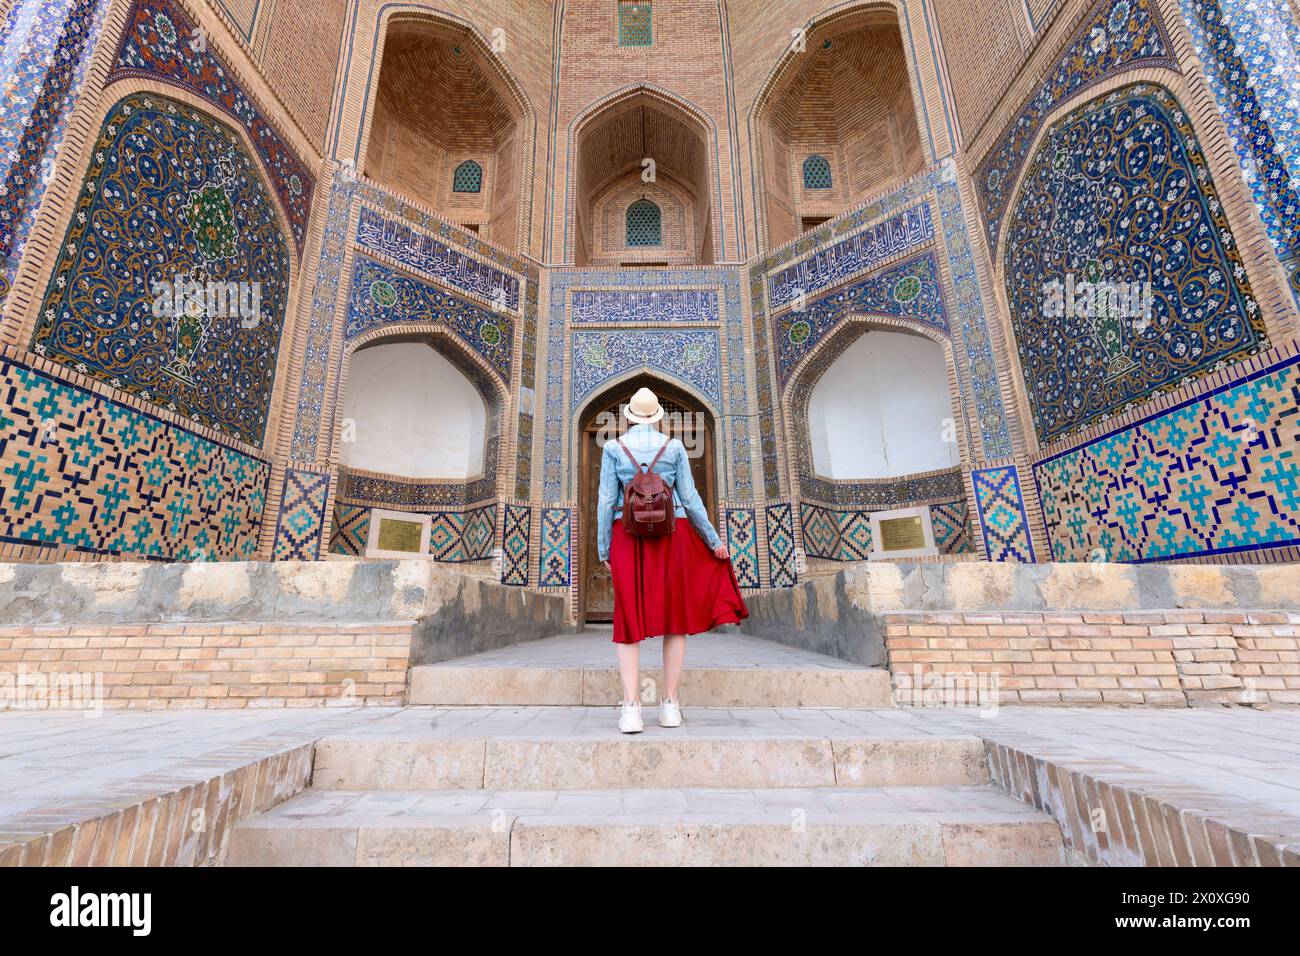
[0,622,412,709]
[884,611,1300,707]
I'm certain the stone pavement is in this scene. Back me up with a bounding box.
[4,700,1299,865]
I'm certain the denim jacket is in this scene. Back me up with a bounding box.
[596,423,723,561]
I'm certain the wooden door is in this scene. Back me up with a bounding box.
[579,382,715,623]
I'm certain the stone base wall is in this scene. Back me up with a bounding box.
[883,611,1300,707]
[0,622,413,709]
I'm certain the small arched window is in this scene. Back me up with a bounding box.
[802,154,832,190]
[452,160,483,193]
[626,199,662,247]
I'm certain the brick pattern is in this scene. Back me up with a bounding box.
[883,611,1300,706]
[985,740,1300,865]
[0,739,313,866]
[0,623,412,708]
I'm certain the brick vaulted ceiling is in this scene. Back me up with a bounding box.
[371,19,521,150]
[757,9,925,248]
[574,93,714,264]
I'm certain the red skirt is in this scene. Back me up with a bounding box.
[609,520,750,644]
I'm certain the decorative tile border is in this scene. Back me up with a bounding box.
[339,469,496,512]
[108,0,315,249]
[972,466,1036,562]
[1034,351,1300,563]
[538,507,572,587]
[768,204,935,309]
[0,351,269,561]
[570,288,719,324]
[271,468,330,561]
[974,0,1177,251]
[726,508,760,588]
[289,171,355,464]
[501,502,530,586]
[356,207,522,313]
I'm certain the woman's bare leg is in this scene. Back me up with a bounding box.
[616,641,640,702]
[662,634,686,700]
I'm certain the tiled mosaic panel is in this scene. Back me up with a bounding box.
[329,502,369,556]
[0,0,107,304]
[1180,0,1300,307]
[726,509,760,588]
[346,255,513,383]
[272,469,330,560]
[545,268,749,503]
[752,169,1012,476]
[110,0,314,247]
[764,502,797,588]
[340,470,496,511]
[570,288,719,324]
[768,205,934,309]
[570,329,722,412]
[538,507,572,587]
[34,93,290,447]
[931,500,976,554]
[501,503,530,586]
[0,355,268,559]
[1035,354,1300,562]
[356,207,521,312]
[800,503,842,560]
[799,500,975,561]
[775,252,948,384]
[1004,85,1266,444]
[289,170,355,463]
[972,466,1036,562]
[976,0,1177,250]
[839,511,873,561]
[430,505,496,561]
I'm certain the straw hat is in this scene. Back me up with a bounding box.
[623,386,664,424]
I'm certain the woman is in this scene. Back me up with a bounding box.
[597,386,749,733]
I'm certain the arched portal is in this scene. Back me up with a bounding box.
[577,374,717,623]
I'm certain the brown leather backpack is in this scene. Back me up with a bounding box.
[617,438,676,538]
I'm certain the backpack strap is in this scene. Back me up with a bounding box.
[615,439,643,473]
[616,437,672,474]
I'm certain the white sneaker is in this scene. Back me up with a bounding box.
[659,698,683,728]
[618,701,644,734]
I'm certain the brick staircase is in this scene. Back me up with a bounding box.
[225,630,1065,866]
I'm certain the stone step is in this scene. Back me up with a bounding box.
[409,632,892,707]
[225,785,1065,866]
[308,707,990,791]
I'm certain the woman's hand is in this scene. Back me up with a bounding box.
[712,545,730,560]
[602,560,611,573]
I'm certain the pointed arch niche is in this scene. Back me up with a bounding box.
[571,89,718,266]
[785,318,967,510]
[753,4,925,250]
[362,15,527,248]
